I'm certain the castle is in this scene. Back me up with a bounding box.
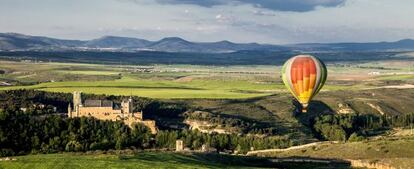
[68,91,158,134]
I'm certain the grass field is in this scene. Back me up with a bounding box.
[0,152,353,169]
[1,59,414,99]
[0,75,281,99]
[0,152,251,169]
[376,74,414,81]
[256,137,414,169]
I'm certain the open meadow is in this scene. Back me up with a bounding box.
[1,53,414,99]
[0,151,355,169]
[254,136,414,169]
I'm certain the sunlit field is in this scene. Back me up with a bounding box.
[1,57,414,99]
[0,152,353,169]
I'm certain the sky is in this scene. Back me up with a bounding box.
[0,0,413,44]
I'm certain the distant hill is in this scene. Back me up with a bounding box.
[148,37,280,53]
[290,39,414,51]
[0,33,283,53]
[84,36,152,48]
[1,32,414,53]
[0,33,83,50]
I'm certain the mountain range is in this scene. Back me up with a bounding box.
[1,33,414,53]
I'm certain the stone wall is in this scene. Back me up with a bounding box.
[141,120,158,134]
[72,107,157,134]
[77,106,122,121]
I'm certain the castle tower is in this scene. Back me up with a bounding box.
[121,96,133,114]
[67,104,72,118]
[73,91,82,116]
[73,91,82,107]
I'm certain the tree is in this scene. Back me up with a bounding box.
[348,132,364,142]
[65,141,83,152]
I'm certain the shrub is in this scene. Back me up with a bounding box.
[348,132,365,142]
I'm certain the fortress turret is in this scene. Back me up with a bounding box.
[121,96,133,114]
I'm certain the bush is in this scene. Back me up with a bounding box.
[314,123,347,141]
[65,141,83,152]
[0,149,15,157]
[348,132,365,142]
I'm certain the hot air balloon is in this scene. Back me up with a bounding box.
[281,55,327,113]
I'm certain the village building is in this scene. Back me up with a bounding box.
[68,91,158,134]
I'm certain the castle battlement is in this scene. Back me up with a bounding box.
[68,92,158,134]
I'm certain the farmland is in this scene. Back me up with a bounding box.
[0,151,353,169]
[0,60,311,99]
[2,53,413,99]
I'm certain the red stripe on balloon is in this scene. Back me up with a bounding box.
[303,61,310,78]
[309,59,316,75]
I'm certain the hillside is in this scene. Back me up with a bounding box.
[253,137,414,169]
[0,33,282,53]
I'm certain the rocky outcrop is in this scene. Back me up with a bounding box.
[337,103,355,114]
[184,119,232,134]
[348,159,395,169]
[367,103,386,115]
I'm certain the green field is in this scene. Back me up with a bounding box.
[376,74,414,81]
[1,152,251,169]
[0,60,395,99]
[0,152,352,169]
[1,75,282,99]
[256,137,414,169]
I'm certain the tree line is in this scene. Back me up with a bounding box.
[155,130,291,154]
[0,106,152,156]
[312,113,414,141]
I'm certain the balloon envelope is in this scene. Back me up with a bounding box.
[281,55,327,112]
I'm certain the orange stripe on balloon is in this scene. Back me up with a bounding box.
[303,61,310,92]
[291,67,297,83]
[297,66,303,95]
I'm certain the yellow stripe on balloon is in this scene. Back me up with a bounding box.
[309,74,316,92]
[303,77,309,95]
[298,80,303,97]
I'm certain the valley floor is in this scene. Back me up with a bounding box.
[253,137,414,169]
[0,152,353,169]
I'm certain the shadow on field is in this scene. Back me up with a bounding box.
[119,152,353,169]
[293,100,335,126]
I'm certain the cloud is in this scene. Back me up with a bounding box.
[155,0,222,7]
[153,0,347,12]
[2,0,414,44]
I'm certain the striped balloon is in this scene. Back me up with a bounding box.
[281,55,327,113]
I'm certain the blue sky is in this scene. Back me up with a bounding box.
[0,0,413,44]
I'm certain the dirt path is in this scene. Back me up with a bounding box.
[368,84,414,89]
[246,141,338,156]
